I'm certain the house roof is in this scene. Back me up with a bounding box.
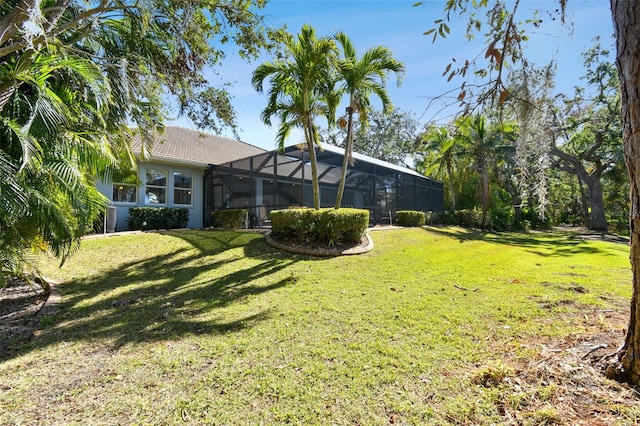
[132,126,266,167]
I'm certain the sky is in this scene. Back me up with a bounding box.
[169,0,614,151]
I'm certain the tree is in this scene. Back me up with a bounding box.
[252,25,338,210]
[322,108,419,166]
[332,32,404,209]
[608,0,640,384]
[456,114,516,227]
[549,40,622,231]
[415,125,460,212]
[0,0,279,286]
[421,0,640,386]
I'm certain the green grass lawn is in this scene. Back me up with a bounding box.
[1,227,637,425]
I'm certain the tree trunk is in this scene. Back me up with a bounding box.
[478,158,490,227]
[305,121,321,210]
[335,104,356,209]
[551,146,607,231]
[606,0,640,385]
[446,161,456,213]
[588,178,607,231]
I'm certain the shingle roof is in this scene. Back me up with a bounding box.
[132,126,266,166]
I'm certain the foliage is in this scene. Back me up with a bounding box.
[415,124,461,212]
[427,208,486,229]
[323,108,419,166]
[548,39,623,231]
[270,208,369,246]
[252,25,338,210]
[489,207,515,232]
[128,207,189,230]
[331,32,405,208]
[427,206,550,232]
[0,1,278,285]
[395,210,426,227]
[416,0,550,117]
[210,209,248,229]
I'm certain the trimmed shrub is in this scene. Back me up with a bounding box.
[211,209,247,229]
[128,207,189,230]
[316,208,370,245]
[396,210,426,227]
[270,207,316,243]
[271,208,369,246]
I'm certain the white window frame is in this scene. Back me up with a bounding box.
[145,169,168,205]
[173,171,193,206]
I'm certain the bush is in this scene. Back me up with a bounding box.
[211,209,247,229]
[490,208,515,232]
[271,208,369,246]
[455,208,487,229]
[426,209,489,229]
[396,210,426,227]
[128,207,189,230]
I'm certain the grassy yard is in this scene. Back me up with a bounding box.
[1,227,637,425]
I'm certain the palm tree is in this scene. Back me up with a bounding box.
[416,125,459,213]
[332,32,405,209]
[456,115,516,227]
[252,25,338,210]
[0,50,136,287]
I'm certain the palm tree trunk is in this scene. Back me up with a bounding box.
[446,161,456,213]
[482,171,490,227]
[334,105,356,209]
[477,157,490,227]
[304,118,321,209]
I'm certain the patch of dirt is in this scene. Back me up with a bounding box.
[473,305,640,425]
[0,278,49,357]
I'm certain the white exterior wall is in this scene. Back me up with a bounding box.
[99,161,205,231]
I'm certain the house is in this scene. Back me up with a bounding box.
[97,126,266,231]
[98,126,444,231]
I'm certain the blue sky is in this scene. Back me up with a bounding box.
[170,0,613,151]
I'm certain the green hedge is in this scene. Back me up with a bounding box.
[270,208,369,246]
[396,210,426,227]
[211,209,247,229]
[425,207,551,232]
[128,207,189,230]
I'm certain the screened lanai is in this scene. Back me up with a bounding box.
[203,144,444,226]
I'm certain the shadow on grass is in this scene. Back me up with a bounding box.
[423,226,628,257]
[3,231,300,361]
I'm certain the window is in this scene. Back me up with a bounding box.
[112,184,137,203]
[173,172,193,206]
[146,169,167,204]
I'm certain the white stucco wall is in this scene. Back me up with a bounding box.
[98,161,206,231]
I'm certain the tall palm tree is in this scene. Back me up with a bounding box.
[456,115,516,227]
[416,125,459,213]
[332,32,405,208]
[252,25,338,209]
